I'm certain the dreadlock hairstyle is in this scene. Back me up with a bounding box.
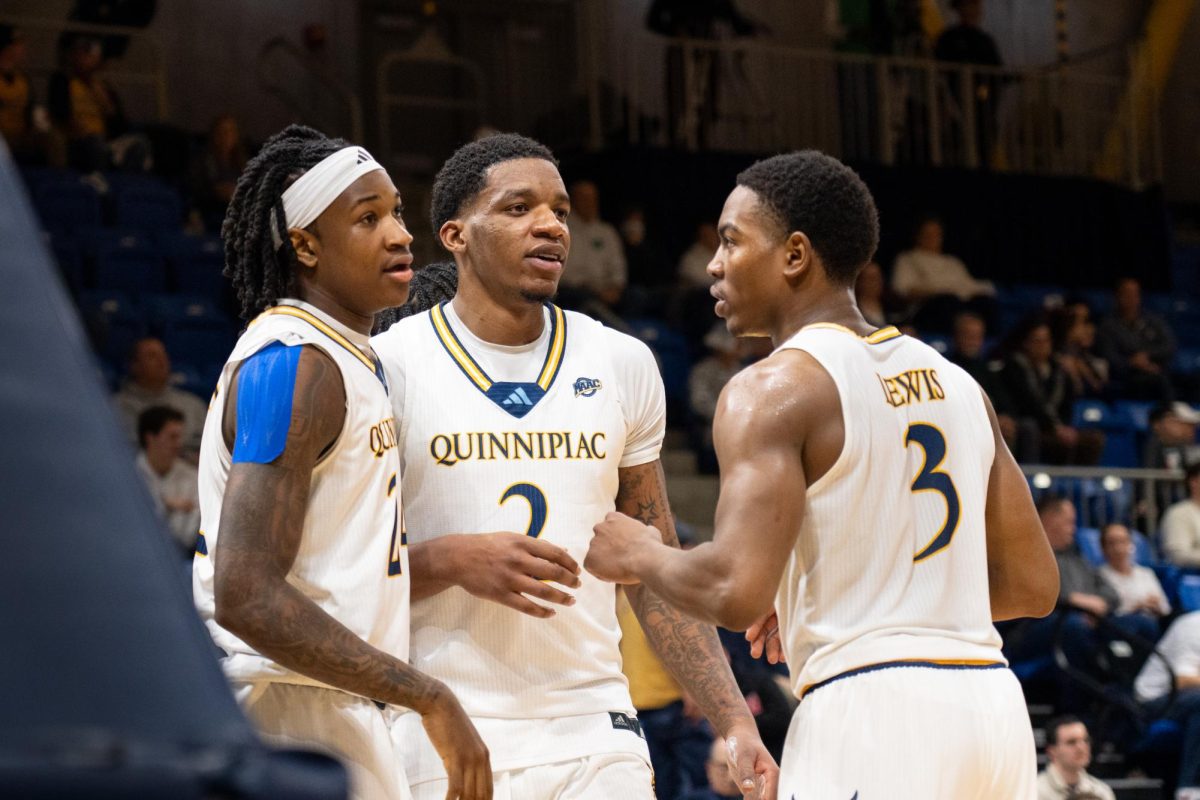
[222,124,351,321]
[430,133,557,236]
[372,261,460,334]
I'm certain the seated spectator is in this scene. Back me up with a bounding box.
[947,311,1031,458]
[617,204,673,318]
[134,405,199,556]
[190,113,246,232]
[1134,611,1200,793]
[689,325,744,474]
[1162,462,1200,569]
[890,215,994,332]
[617,574,711,799]
[559,179,627,313]
[680,737,742,800]
[1096,277,1176,402]
[1001,315,1104,465]
[113,337,207,458]
[48,35,123,172]
[677,221,720,290]
[1005,497,1156,672]
[1036,715,1116,800]
[1098,522,1170,622]
[854,261,906,328]
[1143,402,1200,471]
[1053,302,1111,399]
[0,25,48,164]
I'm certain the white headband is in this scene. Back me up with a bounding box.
[272,146,385,248]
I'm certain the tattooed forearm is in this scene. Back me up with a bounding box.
[616,462,754,735]
[213,346,446,714]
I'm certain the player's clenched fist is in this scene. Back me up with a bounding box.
[447,532,582,618]
[419,688,493,800]
[585,511,661,584]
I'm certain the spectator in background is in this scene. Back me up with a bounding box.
[1134,611,1200,793]
[48,35,124,172]
[134,405,199,556]
[559,179,627,315]
[946,311,1033,458]
[934,0,1003,167]
[854,261,906,328]
[1097,277,1176,402]
[688,324,743,474]
[1098,522,1170,623]
[890,215,994,332]
[1162,462,1200,569]
[1001,315,1104,465]
[1054,302,1111,400]
[678,221,720,289]
[113,337,207,458]
[190,113,247,232]
[1143,402,1200,471]
[1036,716,1116,800]
[0,25,48,164]
[618,204,672,318]
[681,737,743,800]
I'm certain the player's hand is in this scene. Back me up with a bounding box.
[420,690,493,800]
[586,511,660,584]
[745,611,786,665]
[726,724,780,800]
[452,533,581,618]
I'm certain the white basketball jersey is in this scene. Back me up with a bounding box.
[193,299,410,689]
[774,323,1004,700]
[373,302,665,721]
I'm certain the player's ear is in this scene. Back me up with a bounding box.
[782,230,810,282]
[439,219,467,254]
[290,229,320,270]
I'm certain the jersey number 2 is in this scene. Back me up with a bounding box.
[499,483,548,538]
[905,423,960,562]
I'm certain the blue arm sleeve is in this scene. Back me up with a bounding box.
[232,341,303,464]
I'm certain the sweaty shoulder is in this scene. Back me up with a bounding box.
[717,348,842,482]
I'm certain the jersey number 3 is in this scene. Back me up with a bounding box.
[499,483,548,538]
[905,423,960,562]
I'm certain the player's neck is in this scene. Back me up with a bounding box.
[295,284,374,337]
[451,282,545,346]
[771,290,875,346]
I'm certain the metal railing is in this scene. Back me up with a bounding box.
[0,15,168,122]
[1022,465,1187,534]
[609,34,1160,188]
[256,36,363,144]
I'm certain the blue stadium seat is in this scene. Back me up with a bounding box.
[1076,527,1104,566]
[1174,348,1200,375]
[1177,575,1200,613]
[93,235,167,294]
[143,293,227,331]
[161,320,237,369]
[1072,399,1117,429]
[1114,400,1155,433]
[160,233,225,299]
[49,236,84,294]
[33,180,101,230]
[1077,288,1114,316]
[113,183,183,231]
[627,318,691,405]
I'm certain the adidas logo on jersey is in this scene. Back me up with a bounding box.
[573,377,603,397]
[502,387,535,407]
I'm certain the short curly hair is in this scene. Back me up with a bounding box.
[430,133,557,235]
[736,151,879,286]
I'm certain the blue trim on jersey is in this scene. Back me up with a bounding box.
[232,341,302,464]
[800,659,1005,701]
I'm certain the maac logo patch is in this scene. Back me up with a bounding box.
[573,377,603,397]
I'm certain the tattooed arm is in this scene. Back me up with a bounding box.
[213,345,490,797]
[617,460,779,799]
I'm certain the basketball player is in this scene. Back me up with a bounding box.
[192,125,490,800]
[372,134,778,800]
[584,151,1060,799]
